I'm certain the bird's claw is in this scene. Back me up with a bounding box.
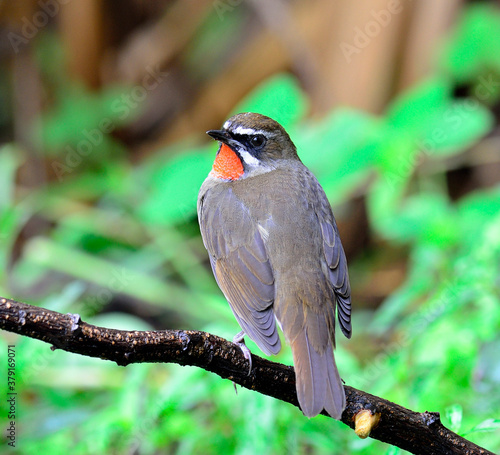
[233,331,252,375]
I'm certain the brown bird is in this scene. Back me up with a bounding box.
[197,113,351,419]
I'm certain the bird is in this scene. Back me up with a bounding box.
[197,112,351,419]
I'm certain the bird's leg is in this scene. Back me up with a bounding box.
[232,330,252,374]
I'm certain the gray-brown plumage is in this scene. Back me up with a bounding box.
[198,113,351,419]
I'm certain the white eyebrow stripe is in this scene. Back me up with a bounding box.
[231,126,268,136]
[223,120,231,130]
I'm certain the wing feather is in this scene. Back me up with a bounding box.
[199,185,281,356]
[318,203,352,339]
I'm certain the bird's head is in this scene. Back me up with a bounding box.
[207,112,299,181]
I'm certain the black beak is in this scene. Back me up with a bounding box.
[207,129,230,142]
[207,129,240,150]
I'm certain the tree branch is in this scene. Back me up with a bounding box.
[0,297,494,455]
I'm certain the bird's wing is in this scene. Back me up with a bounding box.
[315,191,352,339]
[198,186,281,356]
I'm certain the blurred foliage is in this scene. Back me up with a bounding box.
[1,3,500,455]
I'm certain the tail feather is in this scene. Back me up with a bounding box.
[291,330,345,419]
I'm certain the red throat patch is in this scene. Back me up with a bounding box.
[210,143,244,180]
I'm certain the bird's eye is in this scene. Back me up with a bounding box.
[250,135,266,148]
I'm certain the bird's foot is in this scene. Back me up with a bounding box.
[233,331,252,375]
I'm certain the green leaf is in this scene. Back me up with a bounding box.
[446,404,463,433]
[419,100,493,157]
[376,79,452,186]
[38,84,139,153]
[295,108,379,204]
[366,164,411,237]
[20,237,200,318]
[232,73,307,129]
[136,149,213,225]
[297,108,377,169]
[440,4,500,82]
[385,77,450,132]
[463,419,500,436]
[375,129,416,178]
[458,187,500,225]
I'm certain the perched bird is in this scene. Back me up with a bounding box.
[197,112,351,419]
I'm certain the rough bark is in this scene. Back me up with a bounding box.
[0,297,494,455]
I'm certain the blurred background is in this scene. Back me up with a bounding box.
[1,0,500,453]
